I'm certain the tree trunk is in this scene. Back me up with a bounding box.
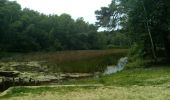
[141,1,157,61]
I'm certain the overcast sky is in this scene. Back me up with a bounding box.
[10,0,111,24]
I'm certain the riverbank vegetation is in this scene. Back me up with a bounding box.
[0,49,127,73]
[1,66,170,100]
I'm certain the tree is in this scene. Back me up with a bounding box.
[0,0,21,51]
[95,0,170,61]
[0,0,106,52]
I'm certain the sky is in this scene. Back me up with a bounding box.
[10,0,111,24]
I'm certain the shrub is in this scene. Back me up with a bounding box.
[126,44,146,69]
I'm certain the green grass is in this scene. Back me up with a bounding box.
[1,85,170,100]
[1,66,170,100]
[0,86,74,98]
[0,85,104,99]
[64,66,170,86]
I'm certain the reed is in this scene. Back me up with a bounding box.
[0,49,128,73]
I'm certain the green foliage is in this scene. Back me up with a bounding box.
[97,31,130,49]
[126,59,145,69]
[128,44,144,59]
[0,0,108,52]
[109,32,130,48]
[95,0,170,61]
[126,44,146,68]
[0,0,131,52]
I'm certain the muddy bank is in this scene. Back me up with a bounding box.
[0,57,128,92]
[0,61,96,91]
[0,72,94,92]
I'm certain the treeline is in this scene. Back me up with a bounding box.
[95,0,170,60]
[100,31,130,49]
[0,0,107,52]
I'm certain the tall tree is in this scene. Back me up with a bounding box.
[95,0,170,60]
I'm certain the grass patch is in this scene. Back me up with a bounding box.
[64,66,170,86]
[1,66,170,99]
[0,85,101,99]
[1,84,170,100]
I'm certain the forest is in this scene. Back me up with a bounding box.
[0,0,130,52]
